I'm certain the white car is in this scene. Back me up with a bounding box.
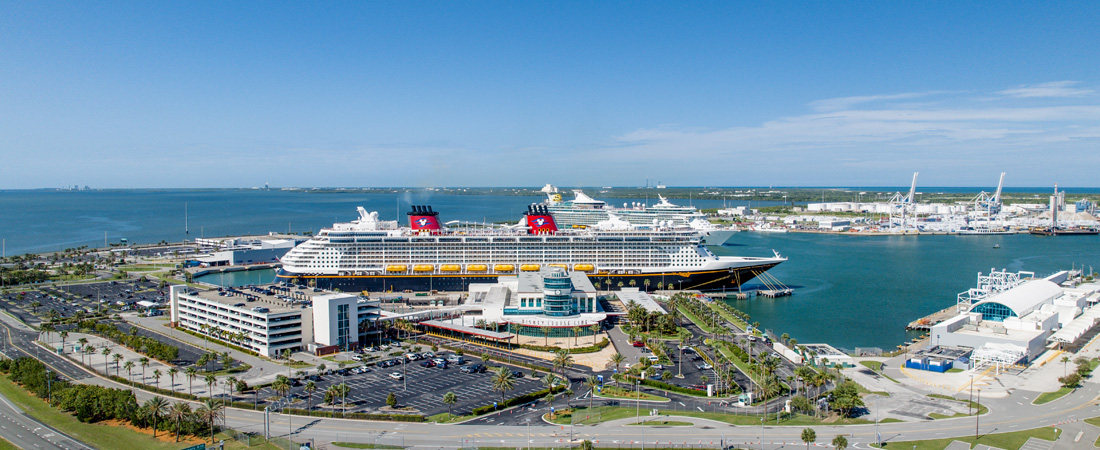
[390,372,404,380]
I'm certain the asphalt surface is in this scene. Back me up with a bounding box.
[258,355,547,416]
[0,389,93,450]
[113,321,242,369]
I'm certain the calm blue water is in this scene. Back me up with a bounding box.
[714,233,1100,350]
[195,268,277,287]
[0,189,768,255]
[4,189,1097,350]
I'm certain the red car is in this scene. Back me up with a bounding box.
[631,341,645,347]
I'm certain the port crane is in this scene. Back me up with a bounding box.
[970,172,1006,217]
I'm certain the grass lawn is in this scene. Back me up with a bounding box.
[1033,387,1073,405]
[946,368,963,373]
[0,437,19,450]
[627,420,692,426]
[706,302,750,330]
[1086,417,1100,446]
[0,376,249,450]
[860,361,883,371]
[597,386,669,402]
[427,412,474,423]
[676,307,721,335]
[870,425,1060,450]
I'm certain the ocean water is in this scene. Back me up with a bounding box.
[4,189,1097,350]
[0,189,765,255]
[715,232,1100,350]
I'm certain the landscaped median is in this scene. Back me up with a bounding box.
[544,404,881,426]
[593,385,669,402]
[869,426,1061,450]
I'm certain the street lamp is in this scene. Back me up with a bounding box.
[760,415,765,450]
[975,388,981,438]
[525,418,531,450]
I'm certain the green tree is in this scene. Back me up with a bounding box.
[610,352,625,379]
[443,391,457,417]
[572,326,582,346]
[204,374,218,398]
[139,357,150,384]
[552,350,574,379]
[386,392,397,408]
[123,360,135,384]
[832,435,848,450]
[542,373,559,412]
[186,367,198,396]
[101,346,112,372]
[152,369,163,390]
[1059,373,1082,388]
[167,367,178,390]
[169,401,192,443]
[304,381,317,412]
[490,366,516,407]
[112,353,123,377]
[196,398,223,443]
[1062,356,1071,377]
[801,428,816,450]
[584,375,600,410]
[143,396,169,438]
[829,381,864,418]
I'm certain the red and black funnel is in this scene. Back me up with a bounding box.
[408,205,442,232]
[525,204,558,235]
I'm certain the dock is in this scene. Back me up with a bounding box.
[760,288,793,298]
[906,305,960,331]
[710,291,755,300]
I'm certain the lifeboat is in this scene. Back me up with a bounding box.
[573,264,595,272]
[495,264,515,272]
[520,264,540,272]
[386,265,407,273]
[413,265,435,273]
[467,264,488,272]
[440,264,461,272]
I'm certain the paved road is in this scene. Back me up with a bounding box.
[0,390,93,450]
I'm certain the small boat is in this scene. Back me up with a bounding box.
[993,244,1001,249]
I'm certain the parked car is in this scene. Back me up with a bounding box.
[511,371,524,378]
[696,363,713,370]
[461,364,485,374]
[390,372,404,380]
[446,354,465,364]
[420,360,436,368]
[631,341,645,347]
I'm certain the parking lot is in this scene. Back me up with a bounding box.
[112,321,244,369]
[260,354,547,416]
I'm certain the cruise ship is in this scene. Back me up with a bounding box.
[276,205,784,293]
[544,190,738,245]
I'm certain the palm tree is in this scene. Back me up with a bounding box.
[225,376,238,403]
[153,369,163,390]
[442,391,457,417]
[552,350,573,380]
[75,337,87,362]
[541,373,559,412]
[572,326,582,346]
[610,352,625,378]
[31,300,41,314]
[196,398,223,444]
[124,360,135,384]
[801,428,816,450]
[169,401,192,442]
[832,435,848,450]
[1062,356,1071,376]
[677,329,691,377]
[113,353,123,377]
[644,278,651,292]
[143,396,169,438]
[204,374,218,398]
[167,367,179,390]
[583,375,600,410]
[39,322,54,343]
[102,346,112,372]
[272,377,290,402]
[304,381,317,412]
[541,326,551,346]
[186,367,198,396]
[139,357,150,384]
[590,324,600,345]
[490,366,516,407]
[221,352,234,371]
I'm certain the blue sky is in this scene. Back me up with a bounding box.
[2,2,1099,188]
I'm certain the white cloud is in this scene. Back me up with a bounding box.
[996,81,1094,98]
[809,92,942,112]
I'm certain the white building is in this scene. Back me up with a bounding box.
[170,284,381,357]
[932,272,1100,365]
[170,285,313,357]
